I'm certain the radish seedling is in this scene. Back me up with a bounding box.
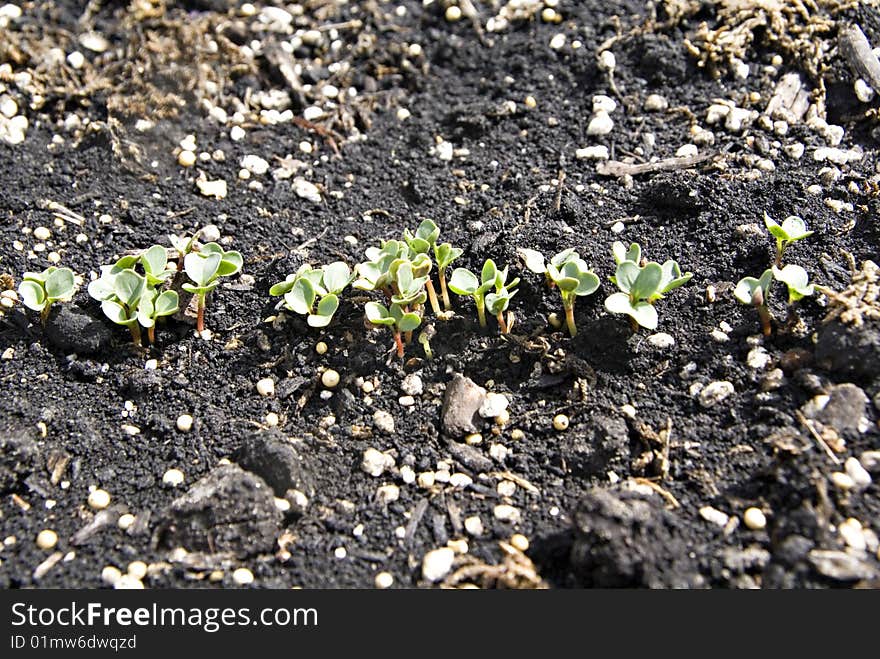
[365,301,421,358]
[764,212,813,267]
[448,259,519,333]
[270,261,353,328]
[19,266,76,324]
[181,243,242,333]
[734,269,773,336]
[604,242,692,331]
[519,248,599,336]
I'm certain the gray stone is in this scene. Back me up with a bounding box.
[156,464,281,557]
[808,549,879,581]
[570,488,704,588]
[445,440,493,473]
[773,534,814,567]
[44,306,113,355]
[440,374,486,438]
[721,546,771,573]
[0,429,39,493]
[235,430,316,498]
[813,383,868,435]
[815,320,880,382]
[566,415,629,476]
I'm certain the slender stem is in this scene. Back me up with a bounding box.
[405,330,413,344]
[629,317,640,333]
[497,311,509,334]
[393,330,404,358]
[775,240,784,268]
[757,304,772,337]
[439,268,452,311]
[128,322,142,347]
[475,296,487,328]
[40,303,52,327]
[564,300,577,337]
[420,339,433,360]
[197,294,206,333]
[147,325,156,345]
[425,279,442,316]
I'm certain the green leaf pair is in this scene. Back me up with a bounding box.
[519,248,599,337]
[764,212,812,266]
[270,261,354,328]
[448,259,519,331]
[604,242,692,331]
[19,267,77,320]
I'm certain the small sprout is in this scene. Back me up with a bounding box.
[434,242,463,311]
[546,257,599,337]
[764,212,813,266]
[519,247,579,288]
[137,287,180,344]
[604,243,692,331]
[734,269,773,336]
[772,264,814,304]
[449,259,519,332]
[168,232,200,270]
[403,219,440,255]
[19,266,76,324]
[418,324,436,360]
[271,261,353,328]
[181,243,242,332]
[90,268,147,345]
[365,300,421,358]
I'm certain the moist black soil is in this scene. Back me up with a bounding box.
[1,1,879,589]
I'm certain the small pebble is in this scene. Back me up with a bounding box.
[510,534,529,552]
[36,529,58,550]
[362,448,392,477]
[549,33,566,51]
[743,507,767,530]
[33,226,51,241]
[264,412,279,427]
[232,567,254,585]
[845,457,872,489]
[101,566,122,586]
[417,472,435,489]
[315,341,328,355]
[178,150,196,167]
[176,414,193,432]
[422,547,455,582]
[839,518,866,551]
[321,369,340,389]
[118,514,135,531]
[88,489,111,510]
[552,414,569,431]
[374,572,394,589]
[830,472,855,491]
[699,506,730,527]
[256,377,275,397]
[648,333,675,349]
[464,433,482,445]
[445,6,462,22]
[494,504,521,523]
[127,561,148,579]
[162,468,185,488]
[587,110,614,136]
[464,516,484,537]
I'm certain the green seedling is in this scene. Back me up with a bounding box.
[764,212,813,267]
[448,259,519,333]
[89,267,148,345]
[168,232,200,271]
[434,241,463,311]
[604,243,692,331]
[137,286,180,344]
[365,301,421,358]
[734,269,773,336]
[418,324,436,360]
[520,248,599,337]
[354,239,410,296]
[519,247,579,289]
[19,266,76,324]
[772,264,814,304]
[181,243,242,332]
[270,261,353,328]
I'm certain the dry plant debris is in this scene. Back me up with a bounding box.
[821,260,880,327]
[441,541,548,589]
[667,0,865,80]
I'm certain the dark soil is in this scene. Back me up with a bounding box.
[1,1,879,589]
